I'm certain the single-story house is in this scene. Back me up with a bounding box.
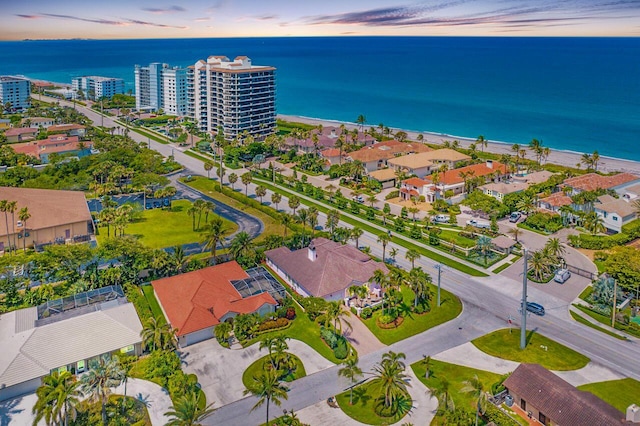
[47,123,87,138]
[491,235,517,254]
[10,135,93,163]
[4,127,38,143]
[265,237,389,301]
[387,149,470,178]
[479,181,528,201]
[152,261,278,347]
[24,117,55,128]
[594,194,637,233]
[0,187,93,252]
[368,168,398,189]
[347,140,431,173]
[0,286,143,401]
[503,364,632,426]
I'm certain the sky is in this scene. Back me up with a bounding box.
[2,0,640,40]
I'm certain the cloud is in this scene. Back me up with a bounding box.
[142,5,186,14]
[194,17,211,22]
[37,13,187,29]
[206,0,230,13]
[235,14,279,22]
[16,14,40,19]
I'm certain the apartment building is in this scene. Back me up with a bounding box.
[0,76,31,111]
[72,76,124,100]
[188,55,276,141]
[134,62,189,115]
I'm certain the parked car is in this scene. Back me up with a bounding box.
[509,212,522,223]
[466,219,491,229]
[433,214,450,223]
[522,302,545,316]
[352,195,364,203]
[554,269,571,284]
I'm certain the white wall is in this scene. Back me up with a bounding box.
[183,327,215,347]
[0,377,41,402]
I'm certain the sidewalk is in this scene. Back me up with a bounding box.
[568,304,636,342]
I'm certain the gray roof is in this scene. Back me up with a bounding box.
[595,196,637,217]
[266,238,388,298]
[491,235,517,249]
[0,302,142,389]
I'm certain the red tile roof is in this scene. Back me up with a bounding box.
[152,262,277,336]
[47,124,86,132]
[320,148,342,157]
[562,173,639,192]
[5,127,38,137]
[403,177,429,187]
[426,161,508,185]
[539,192,572,208]
[348,140,431,163]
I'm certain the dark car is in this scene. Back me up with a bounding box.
[163,199,170,207]
[153,201,161,208]
[523,302,545,316]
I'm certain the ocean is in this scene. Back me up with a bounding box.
[1,37,638,160]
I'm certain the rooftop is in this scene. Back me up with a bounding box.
[348,140,430,163]
[562,173,639,192]
[403,177,430,187]
[539,192,573,208]
[480,181,528,195]
[595,195,637,217]
[368,168,398,181]
[388,149,470,168]
[425,161,509,186]
[4,127,38,137]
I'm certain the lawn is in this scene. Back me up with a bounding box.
[241,353,306,388]
[360,285,462,345]
[577,378,640,413]
[97,199,238,249]
[578,285,593,302]
[142,284,166,322]
[336,381,411,425]
[438,229,477,248]
[471,329,590,371]
[183,176,287,244]
[411,359,504,424]
[573,304,640,338]
[569,310,626,340]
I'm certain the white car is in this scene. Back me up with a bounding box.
[466,219,490,229]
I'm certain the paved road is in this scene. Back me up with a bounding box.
[55,98,640,424]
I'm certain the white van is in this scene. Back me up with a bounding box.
[554,269,571,284]
[434,214,450,223]
[466,219,491,229]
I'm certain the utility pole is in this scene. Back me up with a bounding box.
[521,248,528,350]
[434,263,443,307]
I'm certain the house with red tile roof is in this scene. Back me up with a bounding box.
[151,261,277,347]
[283,126,376,155]
[265,238,388,301]
[319,148,346,166]
[561,172,640,195]
[347,140,431,172]
[47,123,87,138]
[4,127,38,143]
[10,135,93,163]
[537,192,573,213]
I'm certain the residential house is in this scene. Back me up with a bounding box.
[152,262,280,347]
[479,181,528,201]
[10,135,93,163]
[503,364,632,426]
[285,126,376,155]
[400,177,430,201]
[400,160,509,202]
[23,117,55,129]
[368,168,398,189]
[47,123,87,138]
[320,148,346,166]
[561,172,640,196]
[4,127,38,143]
[266,238,389,301]
[387,149,471,178]
[0,119,11,130]
[594,194,637,233]
[0,187,93,252]
[347,140,431,173]
[491,235,517,254]
[620,183,640,203]
[537,192,573,214]
[0,285,143,401]
[512,170,556,185]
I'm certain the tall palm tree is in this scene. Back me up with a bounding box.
[370,351,410,410]
[296,208,309,234]
[338,357,363,405]
[433,377,455,415]
[187,203,199,231]
[140,316,172,352]
[475,235,493,266]
[271,193,282,211]
[288,195,301,216]
[408,267,431,308]
[255,185,267,204]
[377,232,391,263]
[350,227,364,248]
[243,370,289,426]
[405,249,421,269]
[204,160,214,179]
[584,211,605,235]
[81,358,124,426]
[371,269,389,312]
[19,206,31,252]
[326,209,341,235]
[228,173,238,190]
[544,237,566,263]
[280,214,292,239]
[201,216,231,264]
[33,371,81,426]
[0,200,10,254]
[230,231,254,263]
[241,172,252,196]
[461,375,488,426]
[165,391,215,426]
[476,135,487,153]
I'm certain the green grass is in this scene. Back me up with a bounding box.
[141,285,166,322]
[438,229,477,248]
[578,285,593,302]
[577,378,640,413]
[569,310,626,340]
[132,127,169,144]
[471,329,590,371]
[241,353,306,388]
[411,359,504,424]
[360,285,462,345]
[336,381,411,425]
[183,150,212,162]
[97,199,237,249]
[572,304,640,338]
[492,261,515,274]
[254,177,488,277]
[183,176,288,244]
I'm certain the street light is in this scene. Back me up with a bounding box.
[434,263,444,307]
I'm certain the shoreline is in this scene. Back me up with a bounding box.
[278,114,640,176]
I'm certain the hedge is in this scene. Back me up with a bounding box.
[484,404,521,426]
[568,218,640,250]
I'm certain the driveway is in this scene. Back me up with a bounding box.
[181,338,334,408]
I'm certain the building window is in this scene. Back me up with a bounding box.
[613,216,618,221]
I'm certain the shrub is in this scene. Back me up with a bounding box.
[413,303,429,314]
[320,327,338,348]
[524,212,563,233]
[379,314,395,325]
[333,337,348,359]
[361,307,373,319]
[385,190,399,200]
[285,307,296,320]
[483,404,520,426]
[257,318,289,332]
[410,225,422,239]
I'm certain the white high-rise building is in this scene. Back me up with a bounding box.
[71,76,124,100]
[188,55,276,141]
[134,63,188,116]
[0,76,31,111]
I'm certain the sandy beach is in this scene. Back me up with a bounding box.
[279,114,640,176]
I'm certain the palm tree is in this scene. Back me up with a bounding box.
[241,173,252,196]
[461,375,488,426]
[271,193,282,211]
[187,203,198,231]
[280,214,292,239]
[81,358,124,426]
[408,267,431,308]
[243,370,289,426]
[326,209,341,235]
[475,235,493,266]
[408,206,420,221]
[0,200,10,254]
[350,227,364,248]
[288,196,300,216]
[19,206,30,252]
[203,201,215,224]
[584,211,605,235]
[255,185,267,204]
[296,208,309,234]
[204,160,214,179]
[228,173,238,190]
[201,216,231,263]
[592,150,600,171]
[421,355,432,379]
[508,227,522,242]
[140,316,174,352]
[214,322,232,344]
[511,144,520,170]
[433,377,455,415]
[389,247,398,263]
[370,351,410,410]
[339,357,363,405]
[371,269,389,312]
[377,232,391,263]
[476,135,487,153]
[230,231,254,263]
[33,371,81,426]
[405,249,421,269]
[544,237,566,263]
[165,391,215,426]
[356,114,366,131]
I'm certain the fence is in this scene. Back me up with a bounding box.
[566,264,597,281]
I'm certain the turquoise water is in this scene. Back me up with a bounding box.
[1,37,638,160]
